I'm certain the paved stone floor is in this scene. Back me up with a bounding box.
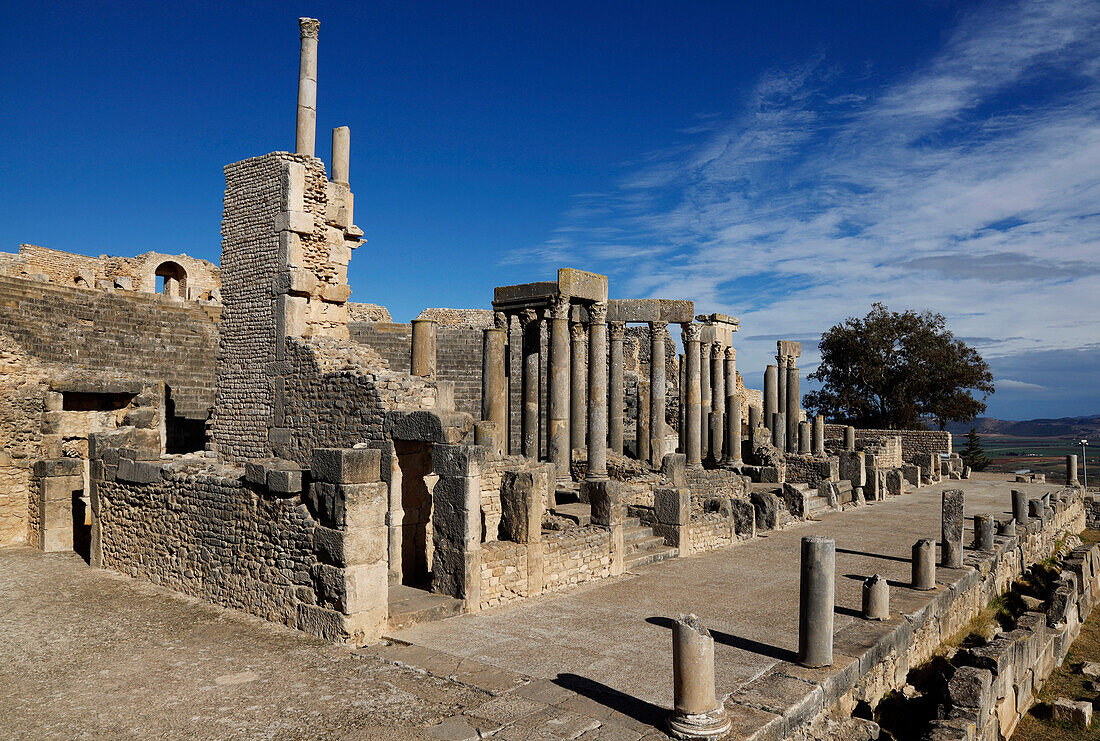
[0,478,1061,740]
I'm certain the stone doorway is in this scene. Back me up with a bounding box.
[395,440,435,588]
[72,489,91,563]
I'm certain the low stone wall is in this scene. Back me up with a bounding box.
[825,490,1087,732]
[684,467,749,501]
[477,525,613,610]
[1086,493,1100,529]
[824,424,951,464]
[929,539,1100,740]
[688,511,739,554]
[784,455,838,486]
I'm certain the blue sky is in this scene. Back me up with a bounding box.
[3,1,1098,420]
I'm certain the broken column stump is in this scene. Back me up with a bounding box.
[668,614,731,739]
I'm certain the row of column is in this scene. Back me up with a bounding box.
[481,303,672,481]
[681,324,743,470]
[762,357,809,454]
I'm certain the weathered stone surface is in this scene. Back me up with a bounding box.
[311,447,381,484]
[750,490,779,531]
[500,469,545,543]
[1051,698,1093,728]
[654,487,690,526]
[941,489,964,568]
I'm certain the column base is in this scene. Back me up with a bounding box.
[667,707,732,740]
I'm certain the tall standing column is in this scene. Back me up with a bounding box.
[570,322,587,453]
[942,489,964,568]
[777,356,788,418]
[710,344,725,463]
[723,392,742,467]
[786,363,800,452]
[649,322,668,468]
[699,340,712,461]
[683,324,702,469]
[295,18,320,156]
[677,353,686,454]
[548,297,572,480]
[1067,455,1079,486]
[586,303,609,480]
[520,309,541,459]
[481,328,507,455]
[764,365,778,432]
[608,322,626,456]
[637,380,651,463]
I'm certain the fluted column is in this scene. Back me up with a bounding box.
[586,302,609,481]
[682,323,702,469]
[786,363,800,452]
[649,322,668,468]
[548,297,571,480]
[608,322,626,456]
[764,365,778,432]
[520,309,540,459]
[710,343,725,463]
[570,321,587,453]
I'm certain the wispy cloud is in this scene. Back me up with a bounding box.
[518,0,1100,413]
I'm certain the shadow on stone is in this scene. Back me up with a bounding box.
[836,546,911,564]
[646,616,797,662]
[552,672,665,728]
[842,573,909,590]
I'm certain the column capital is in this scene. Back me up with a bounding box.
[649,320,668,333]
[549,295,571,320]
[519,308,540,327]
[711,343,726,359]
[588,301,608,324]
[493,310,508,330]
[725,347,737,360]
[299,17,320,38]
[681,323,701,342]
[570,322,587,342]
[608,321,626,340]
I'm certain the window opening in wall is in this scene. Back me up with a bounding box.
[164,385,207,454]
[62,392,134,411]
[154,261,187,298]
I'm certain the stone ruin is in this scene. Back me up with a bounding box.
[0,17,958,645]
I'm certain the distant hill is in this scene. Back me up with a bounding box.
[945,415,1100,438]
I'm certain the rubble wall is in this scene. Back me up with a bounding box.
[349,321,411,373]
[0,331,48,545]
[95,464,317,628]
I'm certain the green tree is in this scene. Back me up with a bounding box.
[803,303,994,429]
[960,428,992,471]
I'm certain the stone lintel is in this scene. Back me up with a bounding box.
[696,312,740,328]
[492,281,558,310]
[556,268,608,302]
[778,340,803,359]
[605,298,695,324]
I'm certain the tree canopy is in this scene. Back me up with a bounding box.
[803,303,994,430]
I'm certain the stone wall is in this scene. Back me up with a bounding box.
[0,274,219,419]
[784,455,838,486]
[1086,494,1100,529]
[350,321,411,373]
[0,331,48,545]
[824,424,951,464]
[346,302,392,322]
[437,325,484,420]
[479,540,529,609]
[0,243,220,300]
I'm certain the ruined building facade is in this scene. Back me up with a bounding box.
[0,18,957,645]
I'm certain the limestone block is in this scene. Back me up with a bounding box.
[122,408,158,429]
[320,283,351,304]
[274,269,319,296]
[311,447,381,484]
[267,468,302,494]
[32,458,83,478]
[344,482,388,531]
[384,410,473,444]
[1052,698,1092,728]
[344,561,388,614]
[130,428,162,453]
[661,453,687,487]
[750,490,779,530]
[116,458,162,484]
[281,160,306,212]
[947,666,992,720]
[41,411,88,437]
[731,499,755,536]
[274,211,313,235]
[654,487,690,526]
[278,231,305,268]
[500,469,546,543]
[885,469,905,497]
[432,444,486,478]
[584,480,622,527]
[113,276,132,290]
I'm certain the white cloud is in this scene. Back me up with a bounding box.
[996,379,1048,392]
[517,0,1100,405]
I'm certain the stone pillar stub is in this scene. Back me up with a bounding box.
[812,415,825,456]
[1011,489,1029,526]
[798,421,810,454]
[1067,455,1078,487]
[296,18,320,156]
[649,322,668,468]
[668,614,731,739]
[608,321,626,457]
[410,319,437,379]
[723,393,742,466]
[798,535,835,668]
[331,126,350,184]
[941,489,964,568]
[845,426,856,452]
[548,297,572,480]
[912,538,936,590]
[786,364,800,452]
[481,328,507,456]
[682,323,702,469]
[862,574,889,621]
[974,514,995,551]
[586,302,609,480]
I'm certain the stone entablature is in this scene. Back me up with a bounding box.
[0,244,220,300]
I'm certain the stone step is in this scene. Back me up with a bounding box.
[625,534,666,555]
[625,544,678,570]
[386,585,464,632]
[552,502,590,527]
[623,516,641,529]
[622,525,652,543]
